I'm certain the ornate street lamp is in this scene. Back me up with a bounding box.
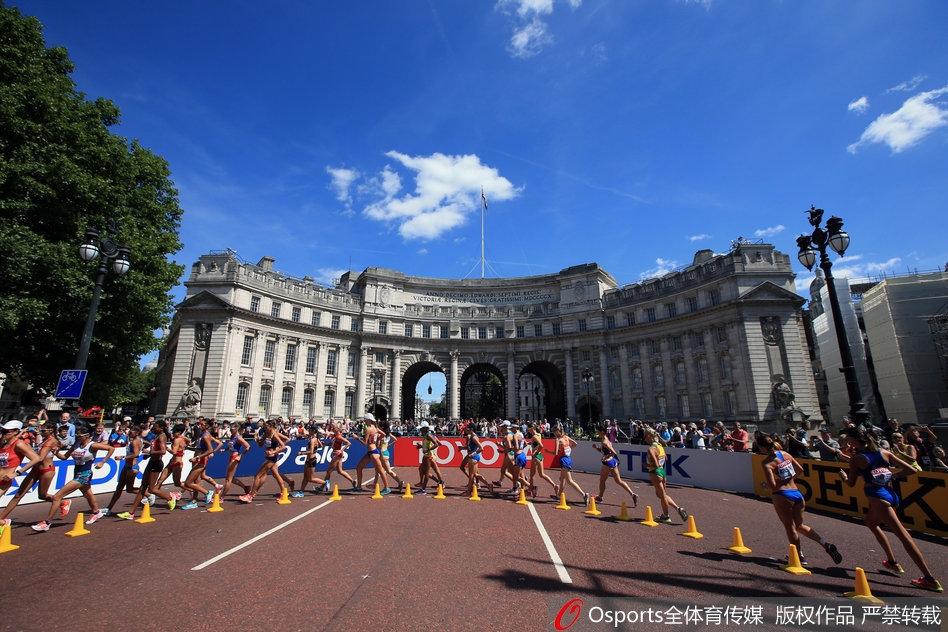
[581,367,595,432]
[796,206,868,426]
[76,220,131,371]
[372,368,384,418]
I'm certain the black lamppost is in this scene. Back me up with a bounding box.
[372,368,384,418]
[581,367,595,432]
[796,206,870,426]
[76,221,131,370]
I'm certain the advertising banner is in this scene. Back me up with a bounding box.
[204,438,368,478]
[392,436,560,469]
[751,454,948,538]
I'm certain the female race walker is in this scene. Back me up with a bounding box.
[462,424,492,495]
[180,420,222,509]
[32,425,115,531]
[120,420,177,519]
[756,433,841,565]
[840,426,942,592]
[220,423,252,498]
[593,424,638,506]
[0,421,58,530]
[298,424,329,494]
[156,424,188,505]
[105,423,143,515]
[323,421,357,491]
[414,422,445,494]
[239,421,290,503]
[527,423,557,499]
[553,425,588,505]
[354,416,390,495]
[377,420,404,492]
[643,428,688,524]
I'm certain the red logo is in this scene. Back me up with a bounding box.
[554,598,584,631]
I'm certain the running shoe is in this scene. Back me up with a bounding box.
[677,506,688,521]
[86,510,106,524]
[323,481,331,493]
[351,483,360,492]
[882,559,905,575]
[30,521,50,532]
[415,488,428,495]
[631,492,639,508]
[116,512,133,520]
[204,490,214,504]
[168,498,176,511]
[215,483,224,492]
[911,577,943,593]
[290,491,305,498]
[656,514,673,524]
[59,499,72,517]
[0,518,10,533]
[238,494,253,504]
[169,491,182,501]
[180,500,199,510]
[148,493,157,506]
[99,508,110,517]
[380,487,391,496]
[583,493,590,506]
[823,542,842,565]
[784,554,809,566]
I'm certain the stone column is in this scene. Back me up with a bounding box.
[639,340,656,419]
[660,338,675,417]
[218,323,245,416]
[618,343,633,418]
[292,339,307,419]
[247,332,266,418]
[450,349,461,419]
[703,329,723,415]
[391,349,402,419]
[506,350,517,419]
[313,342,327,419]
[334,345,350,419]
[355,346,368,418]
[565,348,576,418]
[598,345,612,417]
[166,322,196,417]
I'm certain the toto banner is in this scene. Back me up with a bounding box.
[392,436,560,468]
[570,441,755,494]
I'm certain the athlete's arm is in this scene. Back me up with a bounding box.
[882,449,916,479]
[841,454,866,488]
[90,441,116,469]
[761,460,777,490]
[13,441,42,474]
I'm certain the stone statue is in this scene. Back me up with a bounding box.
[173,378,203,417]
[772,376,808,424]
[761,316,781,346]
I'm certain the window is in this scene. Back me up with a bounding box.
[281,386,293,417]
[582,349,591,362]
[633,397,645,417]
[687,296,699,313]
[647,339,660,355]
[610,370,621,393]
[552,322,561,336]
[720,355,732,380]
[345,391,354,418]
[656,395,667,418]
[646,307,656,323]
[311,311,321,326]
[697,356,709,383]
[610,346,619,360]
[291,306,301,322]
[375,352,386,365]
[534,324,543,337]
[724,390,737,415]
[347,349,356,377]
[263,339,276,369]
[653,365,664,388]
[326,349,337,376]
[440,323,449,339]
[323,390,335,417]
[303,389,315,418]
[405,323,414,337]
[701,392,713,417]
[270,301,282,318]
[284,344,297,372]
[422,324,431,338]
[629,342,640,358]
[717,326,728,343]
[632,366,643,390]
[578,319,587,332]
[250,296,261,312]
[241,335,254,366]
[259,385,272,416]
[678,394,690,418]
[675,361,686,385]
[665,302,677,318]
[709,288,721,306]
[331,315,340,330]
[606,315,616,330]
[350,318,361,332]
[625,312,635,327]
[516,325,525,338]
[693,331,705,348]
[305,347,318,373]
[378,320,388,335]
[461,326,470,339]
[672,335,682,351]
[235,382,249,411]
[478,326,487,340]
[495,326,504,339]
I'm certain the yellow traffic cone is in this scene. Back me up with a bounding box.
[516,487,529,505]
[135,501,156,524]
[433,484,446,500]
[329,484,341,501]
[617,502,632,522]
[782,544,812,575]
[584,495,602,516]
[371,483,383,500]
[402,483,414,499]
[640,505,659,527]
[207,492,223,513]
[65,512,91,537]
[844,567,884,604]
[680,515,704,539]
[470,486,481,502]
[0,524,19,553]
[728,527,752,554]
[554,492,570,510]
[277,487,292,505]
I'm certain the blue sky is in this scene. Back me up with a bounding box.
[16,1,948,398]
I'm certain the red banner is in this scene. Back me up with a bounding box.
[392,437,560,469]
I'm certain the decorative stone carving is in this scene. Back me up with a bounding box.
[195,323,213,351]
[761,316,781,346]
[173,378,203,417]
[772,375,808,424]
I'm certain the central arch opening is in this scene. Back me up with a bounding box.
[461,362,506,420]
[519,360,566,422]
[401,360,445,420]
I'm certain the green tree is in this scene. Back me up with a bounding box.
[0,5,183,407]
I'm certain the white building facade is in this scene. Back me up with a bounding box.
[153,244,821,429]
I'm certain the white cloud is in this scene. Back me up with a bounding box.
[640,258,680,279]
[688,233,712,242]
[754,224,785,238]
[326,166,359,215]
[886,74,926,94]
[865,257,901,273]
[847,96,869,114]
[567,0,583,8]
[417,248,429,255]
[314,267,348,286]
[848,86,948,154]
[680,0,712,9]
[794,274,815,293]
[363,151,519,241]
[453,236,467,244]
[509,18,551,58]
[498,0,579,59]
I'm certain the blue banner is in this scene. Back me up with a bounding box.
[204,438,369,478]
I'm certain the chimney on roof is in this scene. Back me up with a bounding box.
[256,256,275,272]
[692,249,714,265]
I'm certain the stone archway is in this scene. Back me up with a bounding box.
[461,362,506,419]
[576,395,601,428]
[401,360,444,420]
[371,401,389,422]
[519,360,566,421]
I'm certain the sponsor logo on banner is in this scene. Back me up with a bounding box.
[751,454,948,537]
[392,437,559,468]
[205,438,368,478]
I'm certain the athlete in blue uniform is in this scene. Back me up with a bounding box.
[593,424,637,506]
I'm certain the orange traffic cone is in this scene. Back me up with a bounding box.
[433,484,446,500]
[65,512,91,537]
[617,502,632,522]
[0,525,19,553]
[515,487,529,505]
[277,487,292,505]
[470,486,481,502]
[402,483,414,499]
[728,527,752,554]
[554,492,570,510]
[640,505,659,527]
[782,544,812,575]
[371,483,383,500]
[135,501,156,524]
[329,484,341,501]
[844,567,883,604]
[207,493,223,513]
[680,515,704,539]
[584,496,602,516]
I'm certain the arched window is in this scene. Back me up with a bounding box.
[235,382,249,412]
[259,384,272,416]
[281,386,293,417]
[631,367,643,390]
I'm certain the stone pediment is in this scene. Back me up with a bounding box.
[176,290,234,312]
[737,282,804,306]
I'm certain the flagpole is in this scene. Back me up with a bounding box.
[480,187,486,278]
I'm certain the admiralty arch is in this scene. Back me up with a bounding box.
[153,244,822,430]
